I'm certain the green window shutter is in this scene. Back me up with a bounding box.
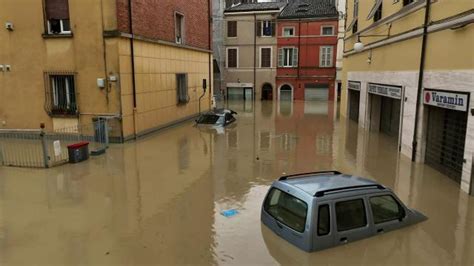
[278,48,283,67]
[292,48,298,67]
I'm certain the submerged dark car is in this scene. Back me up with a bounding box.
[261,171,427,252]
[195,109,237,127]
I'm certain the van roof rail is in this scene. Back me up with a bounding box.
[314,184,385,197]
[279,170,342,181]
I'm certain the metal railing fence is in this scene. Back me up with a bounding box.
[0,119,110,168]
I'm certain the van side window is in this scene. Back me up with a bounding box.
[263,188,308,233]
[336,199,367,231]
[369,195,405,224]
[317,204,330,236]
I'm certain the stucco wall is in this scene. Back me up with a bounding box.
[118,39,211,139]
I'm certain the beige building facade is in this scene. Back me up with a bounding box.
[341,0,474,194]
[223,3,286,102]
[0,0,212,141]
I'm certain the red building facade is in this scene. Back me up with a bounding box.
[276,2,338,101]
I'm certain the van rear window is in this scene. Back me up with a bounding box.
[263,188,308,232]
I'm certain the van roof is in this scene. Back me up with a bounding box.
[280,173,384,197]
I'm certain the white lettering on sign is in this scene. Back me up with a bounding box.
[424,90,468,112]
[368,84,402,99]
[226,83,253,88]
[348,81,361,91]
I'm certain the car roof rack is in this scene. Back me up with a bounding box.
[279,170,342,181]
[314,184,385,197]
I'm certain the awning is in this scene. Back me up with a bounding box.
[367,0,383,20]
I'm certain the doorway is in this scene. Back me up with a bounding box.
[279,84,293,101]
[261,83,273,100]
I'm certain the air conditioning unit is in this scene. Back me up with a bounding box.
[5,22,14,31]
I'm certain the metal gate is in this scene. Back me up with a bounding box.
[425,106,468,183]
[380,97,401,138]
[349,89,360,122]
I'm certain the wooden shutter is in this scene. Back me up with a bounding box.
[256,20,261,37]
[271,21,276,36]
[292,48,298,67]
[261,48,271,68]
[227,49,237,68]
[227,21,237,37]
[278,48,283,67]
[45,0,70,19]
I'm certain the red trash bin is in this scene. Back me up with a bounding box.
[67,142,90,163]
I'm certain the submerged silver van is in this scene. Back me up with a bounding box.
[261,171,427,252]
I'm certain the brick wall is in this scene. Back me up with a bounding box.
[116,0,211,50]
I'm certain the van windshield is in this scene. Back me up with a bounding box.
[197,114,220,124]
[264,188,308,232]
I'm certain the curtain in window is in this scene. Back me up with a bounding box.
[45,0,70,20]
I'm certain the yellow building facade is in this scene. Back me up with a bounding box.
[341,0,474,193]
[0,0,212,141]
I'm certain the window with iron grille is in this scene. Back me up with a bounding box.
[45,74,77,116]
[260,47,271,68]
[175,13,184,44]
[227,48,238,68]
[44,0,71,35]
[176,74,188,104]
[227,21,237,37]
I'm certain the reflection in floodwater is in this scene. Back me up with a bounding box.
[0,101,472,265]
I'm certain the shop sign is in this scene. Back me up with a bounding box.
[368,84,402,99]
[227,83,253,88]
[424,89,468,112]
[348,81,361,91]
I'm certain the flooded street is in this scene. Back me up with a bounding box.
[0,100,473,265]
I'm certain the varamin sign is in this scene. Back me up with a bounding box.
[424,89,468,112]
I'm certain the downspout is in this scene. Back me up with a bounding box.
[100,0,110,105]
[128,0,138,139]
[208,0,212,110]
[297,19,301,80]
[411,0,431,162]
[254,14,257,100]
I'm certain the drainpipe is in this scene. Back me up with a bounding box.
[254,14,257,100]
[208,0,212,110]
[128,0,138,139]
[411,0,431,162]
[297,19,301,79]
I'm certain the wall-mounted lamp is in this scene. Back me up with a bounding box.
[354,24,392,52]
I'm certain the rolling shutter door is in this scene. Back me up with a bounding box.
[304,84,328,101]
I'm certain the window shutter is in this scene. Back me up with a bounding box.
[256,20,262,37]
[45,0,70,20]
[271,21,276,36]
[320,47,326,66]
[278,48,283,67]
[292,48,298,67]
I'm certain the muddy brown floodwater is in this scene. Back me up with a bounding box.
[0,101,473,265]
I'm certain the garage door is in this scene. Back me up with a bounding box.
[227,87,243,100]
[305,84,328,101]
[425,106,468,183]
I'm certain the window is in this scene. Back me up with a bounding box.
[258,20,274,37]
[45,0,71,34]
[260,47,271,68]
[176,73,188,104]
[175,13,184,44]
[278,48,298,67]
[264,188,308,233]
[336,199,367,231]
[320,46,333,67]
[321,26,334,36]
[283,27,295,37]
[226,48,238,68]
[374,1,383,22]
[49,75,77,115]
[227,21,237,37]
[318,205,330,236]
[352,20,358,33]
[403,0,415,6]
[370,195,405,224]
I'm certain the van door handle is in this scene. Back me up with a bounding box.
[340,237,348,243]
[276,221,283,229]
[377,228,384,233]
